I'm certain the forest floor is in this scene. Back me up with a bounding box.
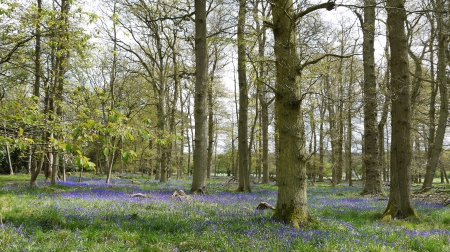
[1,173,449,251]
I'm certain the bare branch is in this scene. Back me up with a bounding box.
[297,54,352,74]
[294,2,336,21]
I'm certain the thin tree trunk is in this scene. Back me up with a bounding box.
[3,123,13,175]
[422,0,449,191]
[254,0,270,184]
[207,47,219,180]
[30,0,42,187]
[318,104,325,182]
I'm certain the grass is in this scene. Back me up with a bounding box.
[0,174,449,251]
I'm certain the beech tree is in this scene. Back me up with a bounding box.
[382,0,417,220]
[191,0,209,192]
[422,0,449,191]
[237,0,251,192]
[269,1,338,227]
[357,0,384,195]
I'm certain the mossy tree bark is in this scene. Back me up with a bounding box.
[382,0,417,220]
[269,1,335,227]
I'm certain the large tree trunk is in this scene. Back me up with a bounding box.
[382,0,417,220]
[361,0,383,195]
[237,0,251,192]
[422,0,449,191]
[270,0,327,227]
[190,0,208,192]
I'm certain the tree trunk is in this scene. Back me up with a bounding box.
[346,42,357,186]
[361,0,383,195]
[379,31,390,183]
[382,0,417,220]
[51,153,60,184]
[207,46,219,180]
[270,0,325,227]
[422,0,449,191]
[207,81,214,180]
[105,139,116,184]
[237,0,250,192]
[3,123,13,175]
[30,146,44,187]
[30,0,42,187]
[318,103,325,182]
[253,0,270,184]
[191,0,208,192]
[326,72,337,185]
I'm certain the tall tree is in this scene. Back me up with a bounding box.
[269,1,336,227]
[191,0,209,192]
[29,0,43,187]
[104,1,119,184]
[358,0,384,195]
[237,0,251,192]
[422,0,449,191]
[50,0,71,185]
[382,0,417,220]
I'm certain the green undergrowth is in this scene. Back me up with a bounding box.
[1,174,449,251]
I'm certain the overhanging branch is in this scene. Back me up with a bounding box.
[297,54,352,74]
[294,2,336,21]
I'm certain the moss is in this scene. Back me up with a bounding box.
[381,198,419,221]
[272,203,310,228]
[381,198,397,222]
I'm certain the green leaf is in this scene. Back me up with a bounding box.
[122,152,129,162]
[18,142,27,151]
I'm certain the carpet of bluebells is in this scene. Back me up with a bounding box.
[1,175,450,251]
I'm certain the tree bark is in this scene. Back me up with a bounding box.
[237,0,251,192]
[30,0,43,187]
[422,0,449,191]
[190,0,208,192]
[254,0,270,184]
[382,0,417,220]
[207,45,219,180]
[269,0,334,227]
[361,0,383,195]
[318,103,325,182]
